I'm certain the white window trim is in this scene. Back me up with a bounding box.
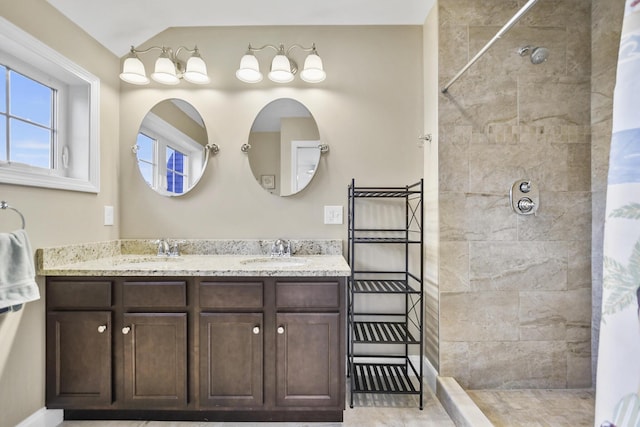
[0,17,100,193]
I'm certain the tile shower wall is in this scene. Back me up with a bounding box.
[436,0,592,389]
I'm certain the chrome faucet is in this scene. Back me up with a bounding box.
[156,239,180,257]
[156,239,170,257]
[271,239,291,257]
[169,241,180,257]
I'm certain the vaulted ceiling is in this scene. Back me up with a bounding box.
[47,0,435,56]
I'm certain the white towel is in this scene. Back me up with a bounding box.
[0,229,40,310]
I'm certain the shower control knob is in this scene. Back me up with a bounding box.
[518,197,535,213]
[519,181,531,193]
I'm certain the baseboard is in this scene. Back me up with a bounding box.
[16,408,63,427]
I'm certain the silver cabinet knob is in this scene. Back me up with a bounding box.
[252,326,260,335]
[122,326,131,335]
[277,326,285,335]
[97,325,107,333]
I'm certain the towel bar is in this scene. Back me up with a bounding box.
[0,304,23,314]
[0,200,26,229]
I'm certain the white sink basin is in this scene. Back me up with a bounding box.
[113,256,184,268]
[240,257,308,268]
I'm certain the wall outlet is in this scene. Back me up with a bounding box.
[104,205,114,226]
[324,205,343,225]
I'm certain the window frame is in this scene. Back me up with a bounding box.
[0,17,100,193]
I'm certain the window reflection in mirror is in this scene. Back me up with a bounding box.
[135,99,208,196]
[248,98,321,196]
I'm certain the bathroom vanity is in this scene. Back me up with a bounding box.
[38,240,350,422]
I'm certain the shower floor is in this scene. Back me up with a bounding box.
[467,388,595,426]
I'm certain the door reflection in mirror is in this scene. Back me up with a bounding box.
[248,98,322,196]
[135,99,209,196]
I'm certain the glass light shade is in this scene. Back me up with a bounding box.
[183,54,210,84]
[300,53,326,83]
[151,55,180,85]
[119,56,149,85]
[268,54,294,83]
[236,53,263,83]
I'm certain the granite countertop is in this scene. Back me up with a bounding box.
[36,239,351,277]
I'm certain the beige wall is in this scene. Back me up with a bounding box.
[149,100,208,145]
[0,1,120,426]
[437,0,592,389]
[119,26,424,240]
[248,131,281,193]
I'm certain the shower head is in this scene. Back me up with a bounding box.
[518,45,549,64]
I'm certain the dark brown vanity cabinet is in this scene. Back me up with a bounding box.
[121,280,188,409]
[46,280,113,409]
[199,281,264,408]
[275,281,343,408]
[46,275,346,421]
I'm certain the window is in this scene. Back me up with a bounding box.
[0,66,55,168]
[166,147,187,194]
[0,17,100,192]
[137,113,199,196]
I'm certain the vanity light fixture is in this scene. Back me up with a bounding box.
[120,45,210,85]
[236,43,326,84]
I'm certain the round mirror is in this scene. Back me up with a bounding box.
[134,99,215,196]
[245,98,326,196]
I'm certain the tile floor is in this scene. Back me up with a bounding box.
[59,389,454,427]
[468,388,595,427]
[57,387,597,427]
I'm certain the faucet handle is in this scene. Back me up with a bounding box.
[169,241,180,257]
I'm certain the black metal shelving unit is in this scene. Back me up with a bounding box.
[347,179,424,409]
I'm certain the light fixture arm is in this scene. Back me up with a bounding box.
[244,43,318,57]
[128,45,199,59]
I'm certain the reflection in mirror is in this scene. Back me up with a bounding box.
[134,99,215,196]
[246,98,325,196]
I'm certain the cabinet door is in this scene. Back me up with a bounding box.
[46,311,112,408]
[276,313,342,408]
[122,313,187,409]
[199,313,263,408]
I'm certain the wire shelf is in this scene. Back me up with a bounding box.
[350,362,420,394]
[351,321,418,344]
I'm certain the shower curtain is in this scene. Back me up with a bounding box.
[595,1,640,426]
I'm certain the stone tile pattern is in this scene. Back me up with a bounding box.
[436,0,600,389]
[468,388,595,427]
[590,0,624,386]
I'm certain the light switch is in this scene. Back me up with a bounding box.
[324,205,343,225]
[104,205,114,226]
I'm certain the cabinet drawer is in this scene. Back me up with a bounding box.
[200,281,263,309]
[123,281,187,308]
[47,280,112,308]
[276,281,340,309]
